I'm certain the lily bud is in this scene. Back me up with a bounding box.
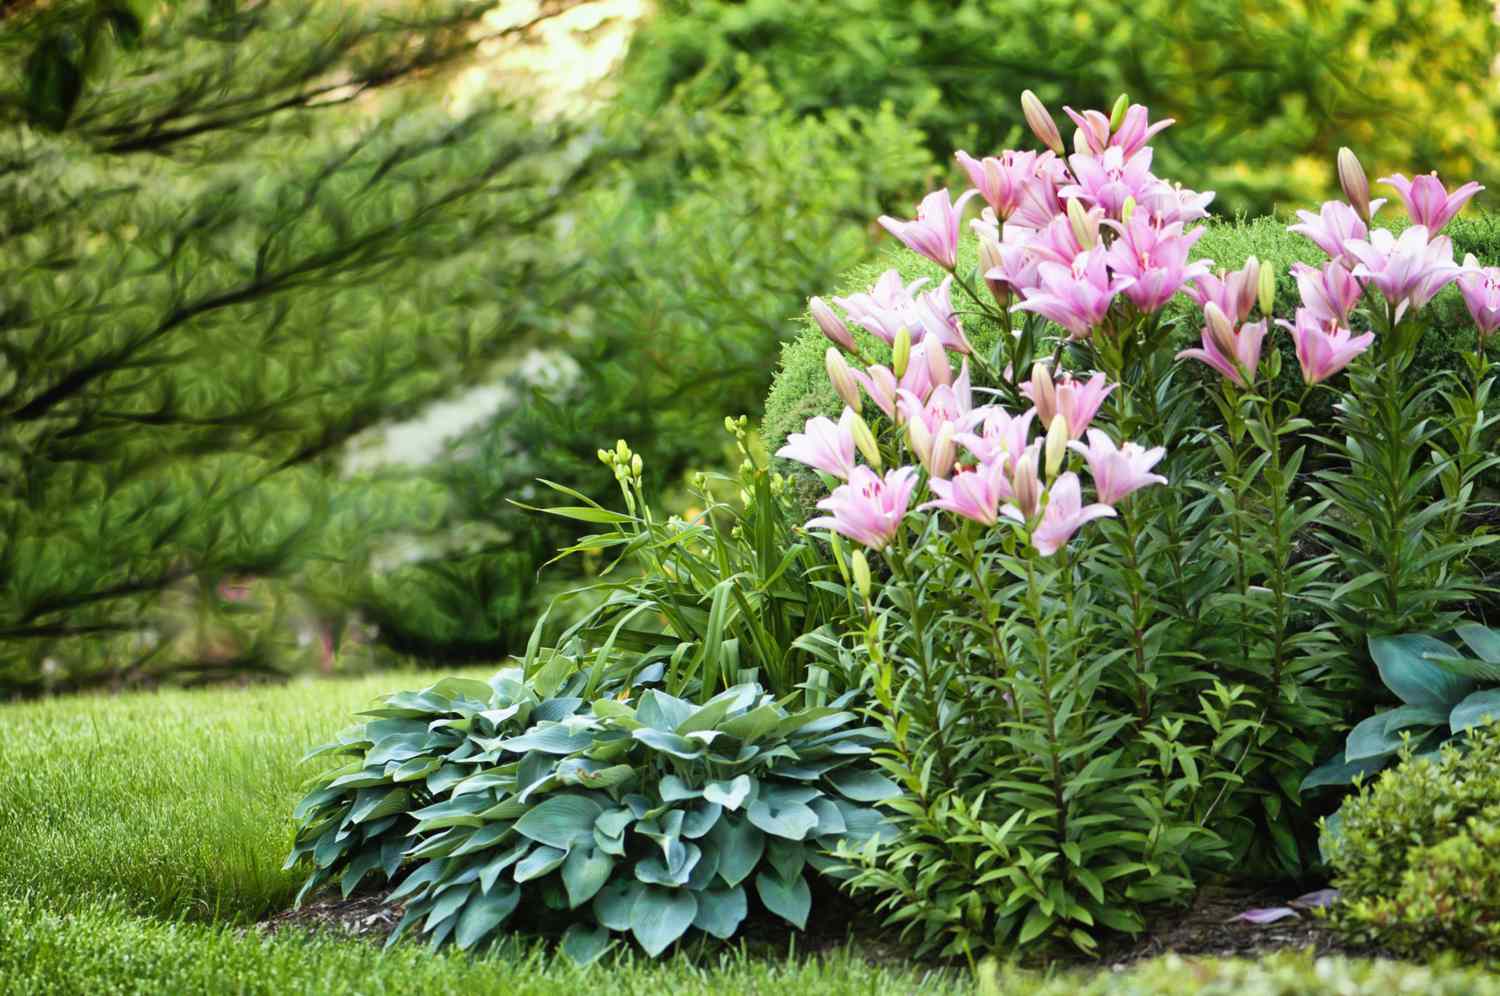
[1012,447,1042,519]
[923,335,952,388]
[825,347,861,410]
[1238,256,1261,320]
[850,549,872,601]
[850,411,882,470]
[810,296,855,352]
[906,414,932,467]
[597,448,611,465]
[1021,90,1064,155]
[891,327,912,378]
[1337,147,1373,222]
[928,422,957,480]
[1029,361,1057,425]
[1204,302,1238,359]
[1258,263,1276,317]
[1045,413,1068,479]
[1067,198,1096,249]
[1120,195,1136,225]
[1109,94,1130,131]
[978,235,1009,307]
[631,454,643,479]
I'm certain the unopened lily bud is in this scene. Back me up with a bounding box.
[1067,198,1096,249]
[1337,147,1373,222]
[631,454,643,479]
[616,439,630,460]
[1204,302,1238,359]
[850,411,882,470]
[850,549,872,601]
[1021,90,1064,155]
[1012,447,1042,519]
[825,347,861,410]
[978,235,1009,306]
[1238,256,1261,320]
[926,423,956,480]
[1045,413,1068,478]
[597,448,612,465]
[1109,93,1130,132]
[892,327,912,378]
[1120,195,1136,225]
[1258,263,1276,317]
[907,414,932,467]
[923,335,952,388]
[810,296,856,353]
[1029,361,1057,425]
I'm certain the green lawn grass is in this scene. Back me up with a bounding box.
[2,671,1493,995]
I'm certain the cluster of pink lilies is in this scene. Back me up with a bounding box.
[781,91,1500,558]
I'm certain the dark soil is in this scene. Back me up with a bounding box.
[260,880,1374,964]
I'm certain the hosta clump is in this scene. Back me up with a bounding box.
[287,668,895,961]
[1303,625,1500,791]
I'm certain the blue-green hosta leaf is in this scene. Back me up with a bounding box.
[514,794,606,849]
[595,807,634,839]
[390,757,443,783]
[632,728,705,760]
[562,841,616,908]
[682,801,723,839]
[592,877,645,932]
[428,677,498,705]
[660,775,701,801]
[495,725,595,755]
[1457,624,1500,663]
[630,887,698,957]
[708,815,764,888]
[454,884,520,950]
[560,923,612,966]
[831,800,897,846]
[560,759,636,790]
[703,775,753,811]
[636,810,685,860]
[1451,689,1500,732]
[349,788,409,824]
[765,837,807,883]
[451,822,513,859]
[451,770,513,798]
[636,690,696,733]
[747,799,819,841]
[718,704,785,743]
[325,769,391,791]
[687,842,720,890]
[425,884,474,932]
[1300,750,1389,792]
[365,734,429,767]
[478,704,521,729]
[478,842,531,893]
[691,885,747,940]
[413,794,496,831]
[1345,711,1429,762]
[513,845,567,883]
[533,697,585,723]
[754,870,811,929]
[425,764,469,795]
[1369,634,1476,709]
[808,798,847,836]
[680,685,761,735]
[594,826,626,857]
[635,841,701,887]
[826,767,902,803]
[387,860,444,905]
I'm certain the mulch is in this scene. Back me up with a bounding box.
[258,879,1373,965]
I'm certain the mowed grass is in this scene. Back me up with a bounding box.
[0,668,495,921]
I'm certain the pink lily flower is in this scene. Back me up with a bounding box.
[1009,176,1071,231]
[1289,201,1368,264]
[906,416,958,479]
[913,276,973,354]
[1276,309,1375,385]
[851,360,934,420]
[879,188,980,270]
[1177,307,1268,388]
[1064,103,1174,158]
[834,269,929,345]
[807,465,919,550]
[1024,471,1116,556]
[955,149,1068,220]
[1103,215,1210,313]
[1068,428,1167,505]
[1380,172,1484,233]
[979,222,1043,298]
[1458,253,1500,336]
[1136,180,1215,225]
[1012,248,1135,340]
[1186,259,1261,323]
[776,408,860,480]
[1344,226,1460,315]
[920,459,1013,525]
[957,405,1036,471]
[897,361,974,435]
[1060,146,1158,218]
[1027,208,1104,266]
[1291,261,1363,326]
[1006,442,1044,520]
[1020,368,1115,440]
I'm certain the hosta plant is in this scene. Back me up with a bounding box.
[1304,624,1500,790]
[287,666,896,962]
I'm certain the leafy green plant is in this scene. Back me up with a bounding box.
[287,666,896,961]
[1303,626,1500,790]
[1325,726,1500,956]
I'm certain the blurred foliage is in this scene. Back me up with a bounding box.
[0,0,595,693]
[620,0,1500,216]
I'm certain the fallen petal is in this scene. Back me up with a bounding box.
[1291,888,1339,909]
[1236,907,1300,924]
